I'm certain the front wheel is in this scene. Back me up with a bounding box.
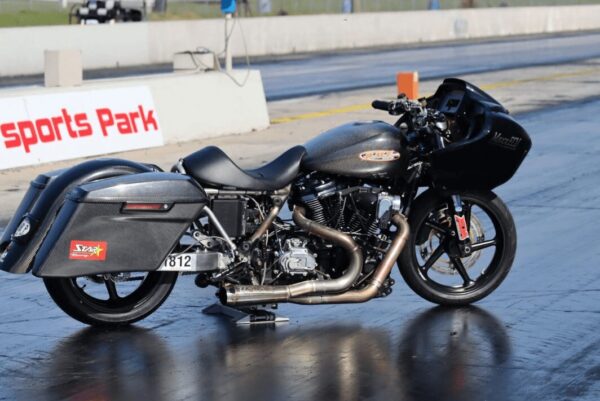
[398,190,516,305]
[44,271,178,326]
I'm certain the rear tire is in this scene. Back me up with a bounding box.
[44,272,178,326]
[398,190,516,305]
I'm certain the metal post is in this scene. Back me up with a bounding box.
[224,13,233,72]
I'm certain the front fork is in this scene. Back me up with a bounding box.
[450,194,472,257]
[430,131,472,257]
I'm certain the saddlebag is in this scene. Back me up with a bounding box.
[32,172,208,277]
[0,159,155,275]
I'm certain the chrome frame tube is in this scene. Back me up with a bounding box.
[249,203,283,244]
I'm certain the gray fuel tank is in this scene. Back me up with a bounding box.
[302,121,407,179]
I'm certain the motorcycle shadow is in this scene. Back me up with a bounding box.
[32,306,513,401]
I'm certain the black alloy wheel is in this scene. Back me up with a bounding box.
[398,190,516,305]
[44,271,178,326]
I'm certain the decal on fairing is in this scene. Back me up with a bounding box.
[489,131,523,150]
[359,150,401,162]
[69,240,107,261]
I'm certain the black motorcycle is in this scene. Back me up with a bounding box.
[0,79,531,326]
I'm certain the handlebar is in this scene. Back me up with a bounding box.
[372,98,420,116]
[371,100,392,112]
[372,97,449,151]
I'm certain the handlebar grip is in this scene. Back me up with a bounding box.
[371,100,391,111]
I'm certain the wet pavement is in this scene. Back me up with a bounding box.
[1,98,600,401]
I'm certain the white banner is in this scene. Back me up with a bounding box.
[0,86,163,170]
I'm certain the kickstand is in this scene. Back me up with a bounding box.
[202,303,290,325]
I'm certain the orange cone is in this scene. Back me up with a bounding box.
[396,72,419,99]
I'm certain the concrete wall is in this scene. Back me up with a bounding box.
[0,70,270,144]
[1,5,600,77]
[143,70,270,143]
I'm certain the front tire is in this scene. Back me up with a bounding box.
[44,271,178,326]
[398,190,516,305]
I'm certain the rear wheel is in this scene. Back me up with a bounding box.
[398,190,516,305]
[44,271,178,326]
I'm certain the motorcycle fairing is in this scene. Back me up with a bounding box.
[426,79,532,190]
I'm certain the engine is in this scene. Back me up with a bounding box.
[264,175,403,281]
[278,238,318,276]
[196,174,401,288]
[293,175,401,234]
[294,176,373,232]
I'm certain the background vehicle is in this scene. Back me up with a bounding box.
[69,0,143,24]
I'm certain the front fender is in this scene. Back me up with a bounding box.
[0,159,154,274]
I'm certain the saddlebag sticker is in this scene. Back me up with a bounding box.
[359,150,401,162]
[69,240,107,261]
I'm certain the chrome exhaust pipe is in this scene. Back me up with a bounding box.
[221,206,363,306]
[290,214,409,304]
[249,202,283,244]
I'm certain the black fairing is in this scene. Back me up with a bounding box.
[33,173,208,277]
[0,159,154,274]
[426,79,532,190]
[302,121,408,179]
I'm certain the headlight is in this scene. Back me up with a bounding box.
[14,218,31,238]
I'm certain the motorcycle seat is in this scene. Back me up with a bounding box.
[181,145,306,191]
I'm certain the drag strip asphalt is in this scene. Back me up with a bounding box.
[0,96,599,401]
[261,32,600,100]
[2,32,600,102]
[270,66,600,124]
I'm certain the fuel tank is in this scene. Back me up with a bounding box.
[302,121,407,179]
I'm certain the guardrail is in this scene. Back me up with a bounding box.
[1,5,599,77]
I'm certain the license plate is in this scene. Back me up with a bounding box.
[160,254,197,271]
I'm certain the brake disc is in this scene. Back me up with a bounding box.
[419,213,485,275]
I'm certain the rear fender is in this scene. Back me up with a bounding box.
[0,159,155,274]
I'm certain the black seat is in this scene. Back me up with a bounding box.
[182,145,306,191]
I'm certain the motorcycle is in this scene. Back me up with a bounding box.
[0,79,531,326]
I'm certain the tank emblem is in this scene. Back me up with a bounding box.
[359,150,401,162]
